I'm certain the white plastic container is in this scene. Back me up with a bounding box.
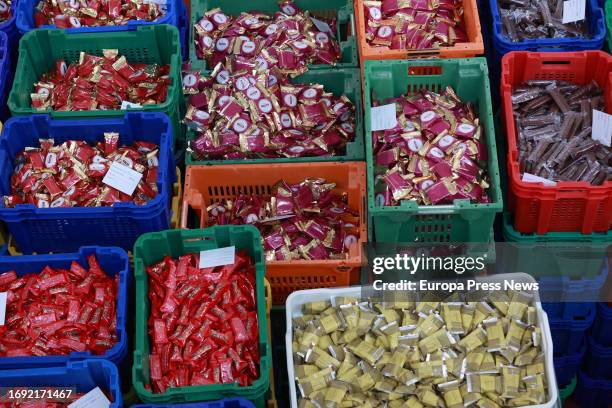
[285,273,559,408]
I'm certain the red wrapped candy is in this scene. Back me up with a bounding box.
[0,255,119,358]
[145,252,260,393]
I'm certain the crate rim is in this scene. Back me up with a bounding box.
[362,57,503,215]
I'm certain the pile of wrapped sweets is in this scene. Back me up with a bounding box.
[31,51,170,111]
[0,255,119,358]
[498,0,589,42]
[3,137,160,208]
[292,291,549,407]
[194,1,341,76]
[362,0,469,50]
[512,80,611,185]
[206,177,360,261]
[372,86,490,206]
[184,64,356,160]
[34,0,165,28]
[146,252,261,393]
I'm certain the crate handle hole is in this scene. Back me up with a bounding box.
[542,60,570,65]
[408,66,442,76]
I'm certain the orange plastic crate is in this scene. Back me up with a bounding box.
[181,162,367,304]
[354,0,484,61]
[501,51,612,234]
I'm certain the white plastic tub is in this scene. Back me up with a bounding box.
[285,273,559,408]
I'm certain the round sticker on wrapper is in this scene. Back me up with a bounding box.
[38,200,50,208]
[59,61,67,76]
[288,145,305,154]
[340,111,351,122]
[195,110,210,121]
[92,155,106,164]
[213,13,228,25]
[148,156,159,167]
[246,213,259,223]
[258,99,273,113]
[0,0,8,12]
[245,17,259,26]
[236,77,250,91]
[378,26,392,38]
[407,138,423,152]
[421,110,436,123]
[344,235,358,248]
[233,118,249,133]
[282,3,297,15]
[430,147,445,158]
[68,0,79,9]
[283,94,297,107]
[202,36,213,48]
[246,87,261,100]
[439,135,455,148]
[303,88,317,99]
[315,32,329,44]
[341,122,354,133]
[70,16,81,27]
[51,197,65,208]
[216,38,230,52]
[421,179,435,190]
[200,19,213,32]
[294,41,308,50]
[218,95,231,107]
[64,186,76,197]
[404,122,416,132]
[183,74,197,88]
[322,98,331,107]
[333,102,344,114]
[280,113,292,128]
[38,88,50,98]
[216,70,230,85]
[375,193,385,207]
[210,205,225,217]
[242,41,256,54]
[117,156,133,168]
[265,24,278,35]
[45,153,57,168]
[268,75,278,86]
[369,7,382,20]
[458,123,475,134]
[90,163,106,172]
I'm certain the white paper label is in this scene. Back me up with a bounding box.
[310,17,332,33]
[370,104,398,131]
[562,0,585,23]
[68,387,110,408]
[522,173,557,186]
[120,101,142,110]
[592,109,612,147]
[0,292,6,325]
[102,162,143,196]
[199,246,236,269]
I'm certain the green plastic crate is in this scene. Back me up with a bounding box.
[607,0,612,51]
[560,376,577,404]
[185,68,364,165]
[132,225,271,407]
[8,26,185,144]
[364,58,503,243]
[188,0,358,72]
[501,212,609,279]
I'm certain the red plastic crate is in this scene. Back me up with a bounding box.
[501,51,612,234]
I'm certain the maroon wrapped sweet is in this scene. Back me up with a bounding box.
[146,252,260,393]
[193,1,341,75]
[204,178,360,261]
[362,0,468,50]
[372,86,490,206]
[0,0,10,23]
[183,62,356,161]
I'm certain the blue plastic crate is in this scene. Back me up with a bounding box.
[177,0,187,60]
[0,30,11,120]
[555,340,587,389]
[574,370,612,407]
[0,113,176,254]
[489,0,606,54]
[585,335,612,379]
[592,302,612,347]
[550,305,596,355]
[16,0,180,34]
[0,0,19,50]
[541,264,608,320]
[0,359,122,407]
[0,246,129,368]
[133,399,256,408]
